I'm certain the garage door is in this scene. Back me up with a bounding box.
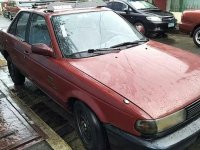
[170,0,200,12]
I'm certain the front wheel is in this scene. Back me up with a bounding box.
[193,27,200,47]
[73,101,108,150]
[7,57,25,85]
[134,22,146,35]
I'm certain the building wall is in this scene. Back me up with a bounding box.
[151,0,200,12]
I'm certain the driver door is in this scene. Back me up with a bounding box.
[26,13,63,103]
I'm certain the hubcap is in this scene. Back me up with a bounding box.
[77,111,92,144]
[195,30,200,45]
[135,23,145,34]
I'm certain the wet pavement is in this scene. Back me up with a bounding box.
[0,96,44,150]
[0,63,51,149]
[0,14,200,150]
[0,15,10,30]
[0,59,81,150]
[155,32,200,55]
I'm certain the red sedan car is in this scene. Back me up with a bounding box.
[0,2,200,150]
[179,10,200,47]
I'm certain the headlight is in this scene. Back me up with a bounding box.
[146,16,162,22]
[135,109,186,135]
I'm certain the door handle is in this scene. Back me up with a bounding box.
[24,50,29,55]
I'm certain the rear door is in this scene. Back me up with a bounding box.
[7,11,31,75]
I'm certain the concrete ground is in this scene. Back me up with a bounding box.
[155,32,200,55]
[0,15,200,150]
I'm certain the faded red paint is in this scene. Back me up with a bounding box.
[1,8,200,138]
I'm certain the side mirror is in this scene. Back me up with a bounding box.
[31,43,54,57]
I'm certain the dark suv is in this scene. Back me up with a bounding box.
[107,0,176,36]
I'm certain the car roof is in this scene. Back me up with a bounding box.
[23,7,110,17]
[21,0,110,17]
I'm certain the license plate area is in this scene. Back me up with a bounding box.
[168,23,175,28]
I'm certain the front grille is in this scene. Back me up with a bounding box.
[162,17,174,23]
[186,99,200,119]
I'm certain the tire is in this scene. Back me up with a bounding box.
[134,22,146,35]
[193,27,200,47]
[7,57,25,85]
[73,101,108,150]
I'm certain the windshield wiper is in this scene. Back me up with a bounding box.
[87,48,121,54]
[110,39,149,48]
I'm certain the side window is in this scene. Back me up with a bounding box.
[107,2,114,9]
[113,2,128,11]
[9,18,18,35]
[28,14,51,46]
[9,12,30,40]
[16,13,30,40]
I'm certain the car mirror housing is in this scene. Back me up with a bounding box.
[31,43,54,57]
[124,8,130,14]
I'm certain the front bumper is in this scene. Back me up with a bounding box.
[146,22,176,34]
[105,116,200,150]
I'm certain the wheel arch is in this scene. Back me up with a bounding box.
[191,24,200,37]
[132,20,145,26]
[66,95,108,123]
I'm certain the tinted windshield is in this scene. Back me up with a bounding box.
[130,0,157,10]
[52,11,144,58]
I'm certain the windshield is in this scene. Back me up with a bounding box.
[129,0,157,10]
[52,11,145,58]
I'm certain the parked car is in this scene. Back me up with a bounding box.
[107,0,176,36]
[2,0,38,20]
[179,10,200,47]
[1,2,200,150]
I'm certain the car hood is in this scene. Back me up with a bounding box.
[142,9,174,18]
[68,41,200,119]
